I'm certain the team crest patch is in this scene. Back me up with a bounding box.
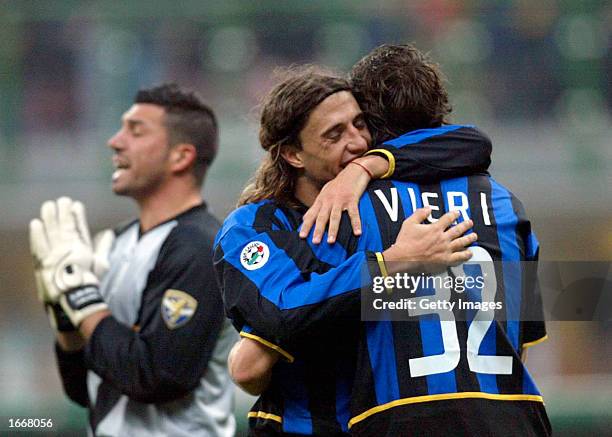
[161,289,198,329]
[240,241,270,271]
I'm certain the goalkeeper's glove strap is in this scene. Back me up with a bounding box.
[60,285,108,327]
[63,286,105,311]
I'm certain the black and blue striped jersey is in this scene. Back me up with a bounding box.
[214,125,496,435]
[347,173,550,436]
[217,125,492,352]
[215,200,364,435]
[365,124,492,184]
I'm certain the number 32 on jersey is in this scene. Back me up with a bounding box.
[408,246,513,377]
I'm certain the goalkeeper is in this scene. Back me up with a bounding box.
[29,84,236,437]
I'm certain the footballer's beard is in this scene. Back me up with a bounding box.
[301,166,337,190]
[294,167,337,206]
[111,168,163,199]
[111,166,142,196]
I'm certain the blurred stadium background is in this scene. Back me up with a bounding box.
[0,1,610,435]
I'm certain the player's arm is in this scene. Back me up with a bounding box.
[83,226,226,404]
[51,303,88,399]
[215,224,366,354]
[301,125,492,243]
[50,305,90,408]
[54,339,89,407]
[215,208,475,353]
[30,198,114,407]
[228,335,280,396]
[365,125,492,183]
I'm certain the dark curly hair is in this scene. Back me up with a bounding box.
[239,66,350,207]
[349,44,452,143]
[135,83,218,185]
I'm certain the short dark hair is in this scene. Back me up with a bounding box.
[135,83,218,185]
[350,43,452,143]
[239,66,350,206]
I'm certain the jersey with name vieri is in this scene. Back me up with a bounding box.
[347,174,550,436]
[216,125,492,350]
[55,204,237,437]
[213,125,496,435]
[216,125,549,436]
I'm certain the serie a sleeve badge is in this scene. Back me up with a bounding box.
[161,289,198,329]
[240,241,270,271]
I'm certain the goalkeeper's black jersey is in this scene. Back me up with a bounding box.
[55,204,237,437]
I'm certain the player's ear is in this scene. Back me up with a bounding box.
[170,143,197,173]
[280,146,305,169]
